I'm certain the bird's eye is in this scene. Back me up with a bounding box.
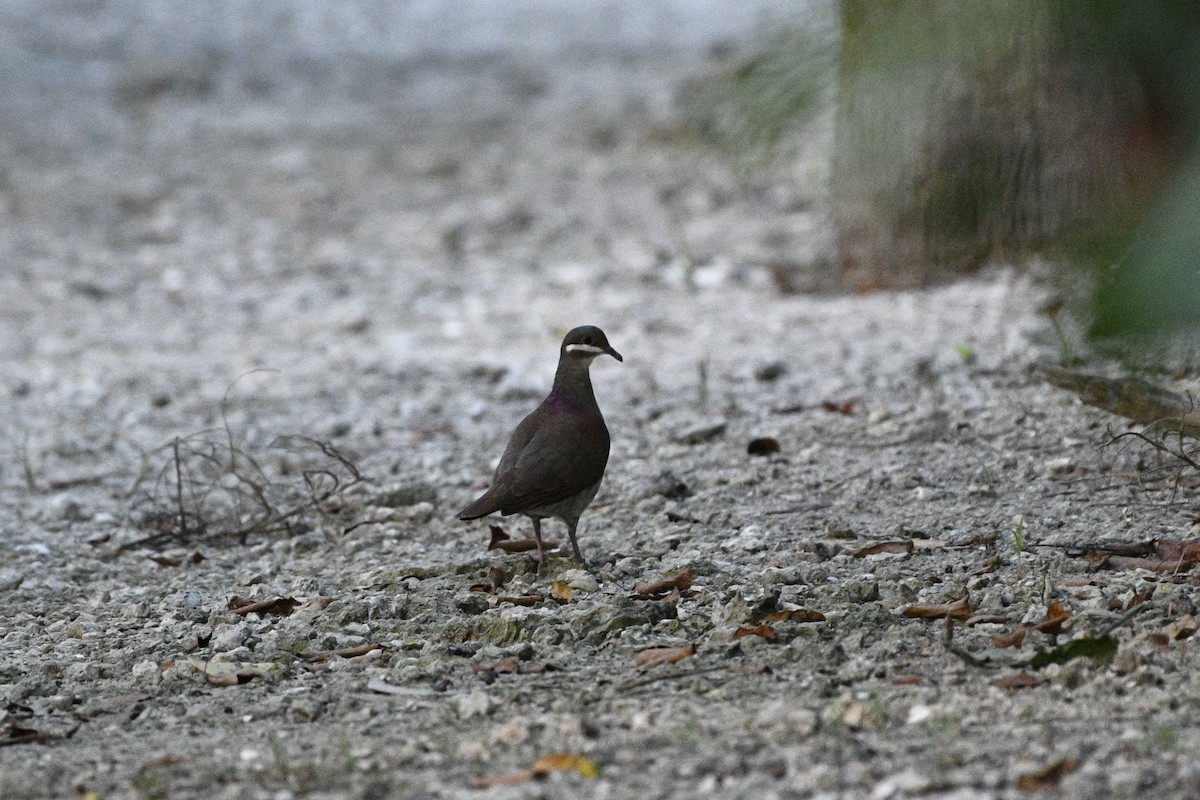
[582,336,593,345]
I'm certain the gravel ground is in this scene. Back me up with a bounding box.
[3,4,1200,799]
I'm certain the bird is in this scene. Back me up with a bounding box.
[457,325,623,563]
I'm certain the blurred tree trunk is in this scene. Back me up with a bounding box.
[832,1,1150,291]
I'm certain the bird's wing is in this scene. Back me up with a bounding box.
[496,413,610,514]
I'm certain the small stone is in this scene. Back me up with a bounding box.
[131,659,161,683]
[491,717,532,746]
[211,622,250,652]
[455,592,491,615]
[560,569,599,592]
[455,689,494,720]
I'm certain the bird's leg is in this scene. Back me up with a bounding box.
[531,517,545,563]
[566,520,584,563]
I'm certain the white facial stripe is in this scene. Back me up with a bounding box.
[565,343,606,356]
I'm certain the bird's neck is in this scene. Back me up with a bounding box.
[549,359,600,412]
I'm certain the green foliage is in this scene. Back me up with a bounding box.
[1030,635,1118,668]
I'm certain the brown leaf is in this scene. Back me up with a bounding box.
[496,595,544,607]
[489,566,508,591]
[1016,758,1079,791]
[1033,600,1069,635]
[473,753,599,789]
[550,581,574,604]
[964,614,1009,626]
[1080,539,1200,574]
[473,656,520,682]
[766,608,826,624]
[993,672,1044,690]
[991,628,1028,649]
[1125,589,1155,610]
[903,597,974,621]
[733,624,777,642]
[228,596,300,617]
[1108,555,1186,573]
[634,571,693,598]
[665,511,701,524]
[853,540,914,558]
[821,400,858,415]
[635,643,696,668]
[892,675,924,685]
[531,753,599,779]
[487,525,539,554]
[1155,539,1200,565]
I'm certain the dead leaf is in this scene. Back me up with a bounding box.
[991,628,1027,649]
[473,656,520,683]
[487,525,539,554]
[1156,539,1200,564]
[496,595,544,607]
[473,753,599,789]
[903,597,974,621]
[892,675,924,685]
[853,540,914,558]
[993,672,1044,690]
[488,566,507,591]
[766,608,826,623]
[964,614,1008,626]
[1126,589,1155,609]
[1016,757,1080,791]
[635,643,696,668]
[665,511,701,524]
[228,596,301,617]
[1079,538,1200,574]
[821,400,858,415]
[733,624,777,642]
[550,581,574,604]
[1033,600,1070,635]
[634,571,693,598]
[531,753,600,779]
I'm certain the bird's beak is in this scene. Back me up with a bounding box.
[607,345,624,362]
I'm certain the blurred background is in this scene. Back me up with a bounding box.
[1,0,1197,369]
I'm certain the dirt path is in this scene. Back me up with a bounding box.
[2,4,1198,798]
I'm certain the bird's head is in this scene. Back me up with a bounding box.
[561,325,623,363]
